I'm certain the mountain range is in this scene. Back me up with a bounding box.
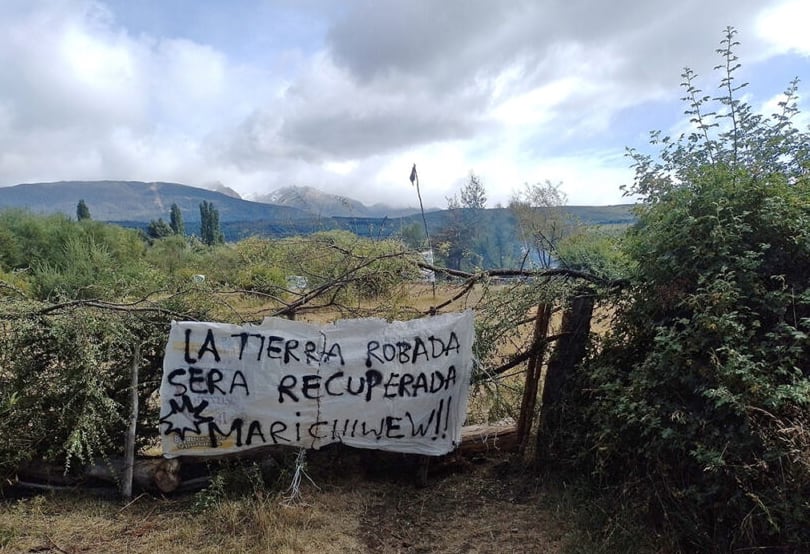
[252,185,425,218]
[0,180,635,243]
[0,181,426,222]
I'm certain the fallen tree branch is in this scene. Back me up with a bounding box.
[17,457,182,494]
[417,262,628,288]
[426,278,477,315]
[456,423,518,455]
[12,423,520,494]
[31,298,193,320]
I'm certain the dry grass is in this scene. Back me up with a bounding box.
[0,486,364,554]
[0,451,578,554]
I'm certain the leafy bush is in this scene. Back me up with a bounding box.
[557,225,631,280]
[0,306,170,475]
[0,213,430,483]
[574,29,810,551]
[0,210,157,300]
[232,237,286,294]
[278,231,421,303]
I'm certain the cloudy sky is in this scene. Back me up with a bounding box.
[0,1,807,208]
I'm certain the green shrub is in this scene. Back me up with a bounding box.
[0,308,167,475]
[278,231,420,303]
[557,225,631,280]
[574,29,810,551]
[0,210,157,301]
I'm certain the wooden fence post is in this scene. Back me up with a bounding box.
[122,342,141,499]
[515,303,552,456]
[536,293,594,464]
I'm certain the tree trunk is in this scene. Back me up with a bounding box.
[15,422,519,494]
[87,458,182,493]
[536,293,594,464]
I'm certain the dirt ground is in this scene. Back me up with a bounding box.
[0,450,571,554]
[352,456,568,553]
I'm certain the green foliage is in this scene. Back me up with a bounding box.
[191,460,279,513]
[510,180,571,268]
[0,210,157,300]
[0,307,171,475]
[142,233,207,287]
[76,199,91,221]
[398,222,425,250]
[460,172,487,209]
[231,237,286,294]
[146,217,173,239]
[0,207,430,487]
[434,173,490,270]
[473,276,571,380]
[279,231,420,304]
[575,28,810,551]
[169,203,185,235]
[433,197,466,270]
[557,225,631,281]
[199,200,224,245]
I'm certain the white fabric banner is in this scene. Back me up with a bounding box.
[159,311,474,457]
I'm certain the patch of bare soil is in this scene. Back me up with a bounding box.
[304,448,569,554]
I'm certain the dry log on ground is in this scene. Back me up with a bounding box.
[14,462,79,486]
[17,457,181,494]
[457,423,518,455]
[86,457,181,493]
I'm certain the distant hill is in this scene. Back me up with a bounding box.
[221,205,636,242]
[564,205,637,226]
[0,180,311,223]
[0,180,636,248]
[252,185,425,218]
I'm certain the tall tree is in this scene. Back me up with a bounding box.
[509,181,568,268]
[436,173,490,270]
[76,199,91,221]
[460,173,487,209]
[199,201,223,245]
[460,173,489,267]
[169,203,184,235]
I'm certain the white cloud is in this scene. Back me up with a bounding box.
[0,0,805,210]
[492,78,581,127]
[324,160,359,175]
[756,0,810,56]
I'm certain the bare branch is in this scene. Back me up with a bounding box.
[475,332,566,382]
[417,262,627,288]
